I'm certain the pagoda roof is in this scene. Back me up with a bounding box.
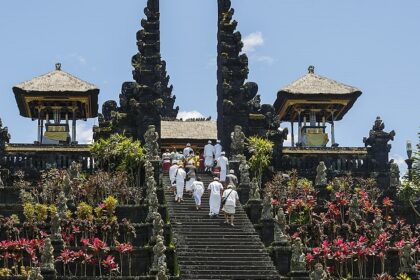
[14,63,98,93]
[161,120,217,140]
[274,66,362,122]
[13,63,99,119]
[280,66,360,95]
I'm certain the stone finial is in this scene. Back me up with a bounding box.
[308,65,315,74]
[55,63,62,71]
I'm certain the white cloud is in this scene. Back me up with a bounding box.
[177,111,205,120]
[253,55,274,65]
[391,154,407,171]
[76,122,94,144]
[243,31,264,53]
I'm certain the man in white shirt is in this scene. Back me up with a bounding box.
[191,177,205,210]
[175,164,186,203]
[207,177,223,217]
[222,185,239,226]
[214,140,223,160]
[203,140,215,172]
[183,143,194,158]
[217,151,229,183]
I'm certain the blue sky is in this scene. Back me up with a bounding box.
[0,0,419,173]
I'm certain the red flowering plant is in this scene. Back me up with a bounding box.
[116,241,133,276]
[102,255,119,276]
[0,238,43,275]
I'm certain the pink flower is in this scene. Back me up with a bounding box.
[102,255,119,272]
[306,253,314,263]
[116,242,133,254]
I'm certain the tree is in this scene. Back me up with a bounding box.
[91,134,144,186]
[247,136,274,186]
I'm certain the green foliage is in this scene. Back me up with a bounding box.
[91,134,144,173]
[247,136,273,185]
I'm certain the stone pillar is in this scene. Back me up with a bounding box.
[245,199,262,224]
[291,121,294,147]
[271,242,291,276]
[71,110,77,144]
[260,219,274,246]
[237,183,250,205]
[297,111,302,144]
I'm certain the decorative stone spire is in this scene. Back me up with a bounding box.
[55,63,62,71]
[96,0,178,142]
[308,65,315,74]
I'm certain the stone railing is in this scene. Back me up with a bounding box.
[278,146,369,177]
[1,143,94,175]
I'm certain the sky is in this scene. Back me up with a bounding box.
[0,0,419,173]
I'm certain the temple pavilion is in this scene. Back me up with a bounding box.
[274,66,361,147]
[13,63,99,144]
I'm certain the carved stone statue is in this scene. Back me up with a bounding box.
[41,237,55,271]
[152,235,166,272]
[144,125,160,159]
[372,211,383,238]
[261,195,273,220]
[28,267,43,280]
[0,118,11,152]
[50,212,63,241]
[399,240,415,271]
[152,212,164,242]
[310,263,328,280]
[348,194,361,222]
[157,264,168,280]
[145,160,155,179]
[56,191,68,220]
[230,125,246,160]
[249,178,260,200]
[239,156,250,185]
[291,237,306,272]
[274,207,289,244]
[389,160,401,190]
[315,161,328,187]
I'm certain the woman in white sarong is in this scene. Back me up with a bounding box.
[217,152,228,183]
[191,177,205,210]
[175,165,186,203]
[222,185,239,226]
[208,177,223,217]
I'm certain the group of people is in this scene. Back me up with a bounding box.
[167,141,240,226]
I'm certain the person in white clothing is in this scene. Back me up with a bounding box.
[183,143,194,158]
[217,151,229,183]
[222,185,239,226]
[175,164,186,203]
[168,161,179,195]
[214,140,223,160]
[203,140,215,172]
[191,177,205,210]
[208,177,223,217]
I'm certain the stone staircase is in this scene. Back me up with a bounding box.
[164,173,280,280]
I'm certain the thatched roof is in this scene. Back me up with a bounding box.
[14,63,98,93]
[161,120,217,140]
[280,66,360,95]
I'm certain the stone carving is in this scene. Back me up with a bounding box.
[56,191,68,220]
[144,125,160,160]
[239,156,250,185]
[315,161,328,186]
[41,237,55,271]
[389,160,401,190]
[348,194,361,222]
[274,207,289,244]
[28,267,43,280]
[50,212,63,241]
[290,237,306,272]
[310,263,328,280]
[95,0,178,142]
[249,178,260,200]
[217,0,280,153]
[157,264,168,280]
[261,194,273,220]
[372,211,383,238]
[152,235,166,272]
[230,125,246,159]
[0,118,11,152]
[399,240,415,271]
[152,212,164,243]
[145,160,155,179]
[267,127,288,169]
